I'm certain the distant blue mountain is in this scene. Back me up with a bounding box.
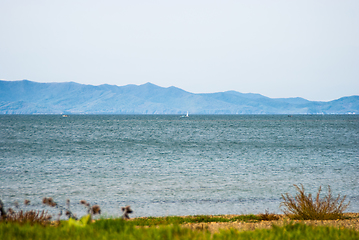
[0,80,358,114]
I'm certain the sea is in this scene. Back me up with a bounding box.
[0,114,358,218]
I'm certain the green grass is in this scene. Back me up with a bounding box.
[130,214,260,226]
[217,223,359,240]
[0,220,209,240]
[1,218,358,240]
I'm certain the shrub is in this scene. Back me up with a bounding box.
[258,210,279,221]
[280,184,350,220]
[4,210,52,226]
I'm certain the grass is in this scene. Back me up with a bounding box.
[130,214,261,226]
[230,222,359,240]
[281,184,350,220]
[1,218,358,240]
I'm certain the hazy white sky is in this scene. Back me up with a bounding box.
[1,0,358,101]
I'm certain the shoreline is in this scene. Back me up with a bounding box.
[133,213,359,233]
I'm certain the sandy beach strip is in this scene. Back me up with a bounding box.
[177,213,359,233]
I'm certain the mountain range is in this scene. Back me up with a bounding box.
[0,80,358,114]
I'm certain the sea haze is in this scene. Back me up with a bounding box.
[0,80,358,114]
[0,114,358,218]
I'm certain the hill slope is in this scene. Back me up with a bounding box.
[0,80,358,114]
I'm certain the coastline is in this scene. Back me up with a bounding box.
[135,213,359,233]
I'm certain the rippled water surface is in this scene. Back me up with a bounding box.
[0,115,358,217]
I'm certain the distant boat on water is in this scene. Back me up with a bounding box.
[181,111,189,118]
[62,115,68,118]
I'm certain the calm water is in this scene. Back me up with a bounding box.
[0,115,358,218]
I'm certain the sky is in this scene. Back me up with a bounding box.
[0,0,358,101]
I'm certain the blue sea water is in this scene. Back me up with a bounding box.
[0,114,358,218]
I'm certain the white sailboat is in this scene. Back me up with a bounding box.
[181,111,189,118]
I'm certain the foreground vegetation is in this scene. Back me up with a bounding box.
[130,214,272,226]
[281,184,350,220]
[1,218,359,240]
[0,184,354,239]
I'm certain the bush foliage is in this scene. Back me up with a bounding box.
[281,184,350,220]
